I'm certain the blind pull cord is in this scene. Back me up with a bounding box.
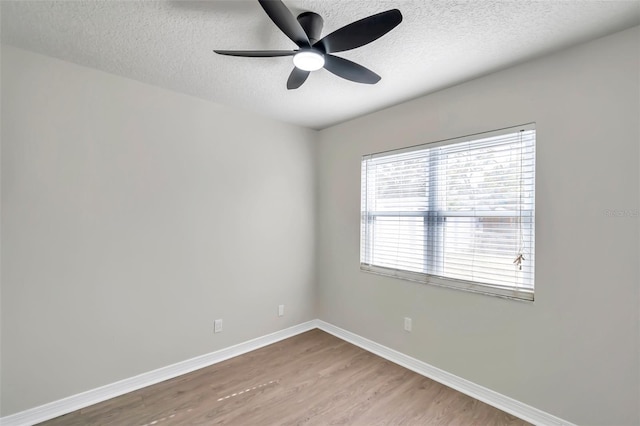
[514,129,525,270]
[513,253,525,271]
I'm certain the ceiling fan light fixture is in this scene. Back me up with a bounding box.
[214,2,403,88]
[293,50,325,71]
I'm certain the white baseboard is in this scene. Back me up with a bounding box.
[315,320,575,426]
[0,320,318,426]
[1,319,575,426]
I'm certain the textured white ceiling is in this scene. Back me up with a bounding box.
[2,1,639,129]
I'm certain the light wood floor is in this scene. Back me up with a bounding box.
[39,329,529,425]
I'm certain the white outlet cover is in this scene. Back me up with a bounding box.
[404,317,412,332]
[278,305,284,317]
[214,319,223,333]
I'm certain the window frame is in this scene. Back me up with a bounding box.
[360,124,536,302]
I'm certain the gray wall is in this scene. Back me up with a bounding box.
[316,26,639,426]
[1,46,317,415]
[2,26,639,425]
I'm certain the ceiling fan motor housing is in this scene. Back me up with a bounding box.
[297,12,324,46]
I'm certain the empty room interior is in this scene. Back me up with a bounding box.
[1,1,639,425]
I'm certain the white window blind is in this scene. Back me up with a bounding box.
[360,124,535,301]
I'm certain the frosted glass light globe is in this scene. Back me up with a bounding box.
[293,51,325,71]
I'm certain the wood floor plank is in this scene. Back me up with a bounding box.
[38,329,530,425]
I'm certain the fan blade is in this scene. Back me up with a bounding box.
[258,0,310,47]
[323,55,381,84]
[315,9,402,53]
[287,67,310,90]
[214,50,296,57]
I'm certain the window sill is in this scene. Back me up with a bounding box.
[360,264,534,302]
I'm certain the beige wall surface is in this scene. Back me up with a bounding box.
[316,27,639,425]
[0,46,317,415]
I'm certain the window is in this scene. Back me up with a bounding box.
[360,124,535,301]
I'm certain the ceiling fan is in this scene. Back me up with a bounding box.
[213,0,402,90]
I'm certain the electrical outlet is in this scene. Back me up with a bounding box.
[278,304,284,317]
[404,317,412,332]
[214,319,223,333]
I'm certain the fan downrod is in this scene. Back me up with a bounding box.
[296,12,324,45]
